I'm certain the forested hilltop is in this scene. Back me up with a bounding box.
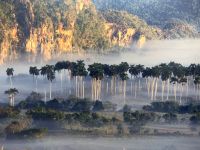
[94,0,200,38]
[0,0,199,64]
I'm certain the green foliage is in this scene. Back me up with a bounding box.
[123,111,157,125]
[0,107,20,118]
[190,112,200,124]
[93,101,104,111]
[65,112,117,127]
[143,101,180,113]
[27,108,65,121]
[163,113,178,123]
[143,101,200,114]
[74,8,110,49]
[102,10,162,40]
[94,0,200,30]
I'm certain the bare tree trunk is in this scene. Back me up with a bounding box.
[49,82,52,100]
[9,76,13,88]
[83,80,85,99]
[166,79,170,100]
[91,79,94,100]
[154,78,158,100]
[135,83,137,99]
[44,89,47,103]
[36,76,38,93]
[123,80,126,105]
[75,76,78,98]
[180,84,183,104]
[162,81,166,101]
[186,76,189,101]
[111,77,113,95]
[147,78,151,99]
[9,95,12,106]
[174,83,177,102]
[12,95,15,107]
[151,78,156,101]
[60,72,63,93]
[106,81,109,94]
[114,76,117,95]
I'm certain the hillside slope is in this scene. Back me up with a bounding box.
[0,0,163,64]
[0,0,199,64]
[93,0,200,33]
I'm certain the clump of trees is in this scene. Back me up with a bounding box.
[17,95,106,113]
[5,118,32,136]
[4,61,200,107]
[0,107,20,118]
[143,101,200,114]
[190,112,200,124]
[163,113,178,123]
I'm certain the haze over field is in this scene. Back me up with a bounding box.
[0,1,200,150]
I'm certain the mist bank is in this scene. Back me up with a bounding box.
[0,38,199,75]
[1,135,200,150]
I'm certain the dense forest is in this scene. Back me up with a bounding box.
[93,0,200,30]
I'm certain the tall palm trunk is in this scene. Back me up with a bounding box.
[186,76,189,101]
[135,82,137,99]
[154,78,158,100]
[82,80,85,99]
[166,79,170,100]
[35,76,38,93]
[9,76,13,88]
[60,71,63,93]
[123,80,127,104]
[151,78,156,101]
[44,89,47,103]
[12,95,15,107]
[106,80,109,94]
[180,84,183,104]
[49,82,52,100]
[174,82,177,101]
[147,78,151,99]
[161,81,166,101]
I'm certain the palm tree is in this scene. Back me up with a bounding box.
[6,68,14,88]
[29,66,40,92]
[151,66,160,100]
[88,63,104,101]
[135,64,144,89]
[118,62,129,93]
[142,67,152,99]
[46,65,55,100]
[71,60,87,98]
[40,66,48,78]
[55,61,65,92]
[119,72,129,104]
[77,60,88,98]
[103,64,112,94]
[160,64,171,101]
[109,65,119,95]
[5,88,19,107]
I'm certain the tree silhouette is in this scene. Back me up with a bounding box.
[5,88,19,107]
[6,68,14,88]
[29,66,40,92]
[88,63,104,100]
[46,65,55,100]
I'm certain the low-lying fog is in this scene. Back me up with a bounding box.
[1,39,200,74]
[1,136,200,150]
[0,39,199,106]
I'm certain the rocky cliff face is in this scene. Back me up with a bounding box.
[0,0,162,64]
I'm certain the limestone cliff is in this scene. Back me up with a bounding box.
[0,0,162,64]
